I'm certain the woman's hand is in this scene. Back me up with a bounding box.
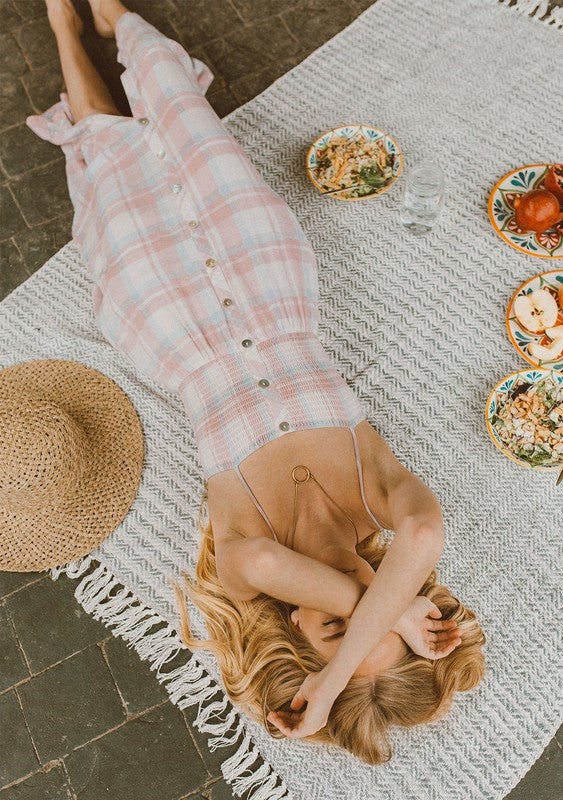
[392,595,462,659]
[266,670,338,739]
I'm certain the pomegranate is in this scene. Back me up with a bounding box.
[512,189,563,233]
[543,163,563,204]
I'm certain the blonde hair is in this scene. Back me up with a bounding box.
[171,490,486,764]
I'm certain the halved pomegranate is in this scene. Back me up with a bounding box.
[543,164,563,204]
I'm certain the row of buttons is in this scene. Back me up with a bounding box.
[138,116,290,434]
[202,257,253,351]
[138,120,167,162]
[138,119,203,259]
[240,330,288,429]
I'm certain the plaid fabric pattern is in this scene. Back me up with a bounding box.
[26,12,367,478]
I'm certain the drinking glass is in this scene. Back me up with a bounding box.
[399,161,445,234]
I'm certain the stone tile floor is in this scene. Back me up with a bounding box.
[1,0,562,798]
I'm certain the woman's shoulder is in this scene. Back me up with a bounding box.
[354,420,412,489]
[207,469,271,544]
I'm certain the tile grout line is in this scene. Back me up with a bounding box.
[9,235,33,278]
[179,774,224,800]
[10,28,33,73]
[276,11,302,47]
[63,697,173,756]
[97,639,131,720]
[180,709,214,782]
[13,685,42,769]
[0,155,9,182]
[0,574,48,601]
[4,152,67,183]
[0,760,62,794]
[59,758,79,800]
[0,637,114,699]
[64,747,101,798]
[6,172,73,233]
[224,0,247,27]
[3,596,33,678]
[1,209,75,253]
[1,694,178,792]
[19,72,41,116]
[0,118,34,135]
[6,180,37,230]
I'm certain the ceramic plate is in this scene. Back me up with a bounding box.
[506,270,563,371]
[485,368,563,470]
[306,124,402,201]
[488,164,563,259]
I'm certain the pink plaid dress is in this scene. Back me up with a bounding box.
[26,12,367,479]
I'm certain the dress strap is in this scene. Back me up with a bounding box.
[348,426,386,531]
[233,464,279,543]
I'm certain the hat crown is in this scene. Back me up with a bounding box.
[0,398,89,513]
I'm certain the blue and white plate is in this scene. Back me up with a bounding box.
[306,124,402,201]
[485,368,563,469]
[488,164,563,259]
[506,270,563,371]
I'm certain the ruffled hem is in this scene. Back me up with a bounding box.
[26,93,77,145]
[26,92,129,148]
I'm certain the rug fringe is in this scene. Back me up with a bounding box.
[497,0,563,28]
[49,556,293,800]
[222,734,290,800]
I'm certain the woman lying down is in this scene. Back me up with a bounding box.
[31,0,486,765]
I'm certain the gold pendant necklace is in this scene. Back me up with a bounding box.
[287,465,359,551]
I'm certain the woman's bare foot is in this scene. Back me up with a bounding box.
[88,0,128,38]
[45,0,84,37]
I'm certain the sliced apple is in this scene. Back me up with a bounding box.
[529,325,563,361]
[513,288,558,333]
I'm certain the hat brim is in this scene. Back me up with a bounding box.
[0,360,144,571]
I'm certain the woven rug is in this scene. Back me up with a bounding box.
[2,0,562,797]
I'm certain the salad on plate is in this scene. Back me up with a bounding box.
[488,374,563,467]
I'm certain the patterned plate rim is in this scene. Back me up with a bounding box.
[305,123,403,202]
[505,269,563,371]
[485,367,563,470]
[487,163,563,260]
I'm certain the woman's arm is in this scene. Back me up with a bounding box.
[215,536,367,613]
[322,486,444,692]
[268,466,446,738]
[326,461,445,679]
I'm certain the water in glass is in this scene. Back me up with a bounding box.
[399,162,445,235]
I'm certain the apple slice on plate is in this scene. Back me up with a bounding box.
[506,270,563,371]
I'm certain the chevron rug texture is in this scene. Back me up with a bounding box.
[2,0,562,798]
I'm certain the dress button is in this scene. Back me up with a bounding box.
[205,258,217,268]
[258,378,270,388]
[138,117,149,125]
[222,298,233,307]
[172,183,182,193]
[188,219,199,229]
[241,339,253,348]
[279,421,290,432]
[156,149,166,159]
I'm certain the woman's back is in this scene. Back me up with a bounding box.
[208,419,394,554]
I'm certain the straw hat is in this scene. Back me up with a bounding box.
[0,359,144,572]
